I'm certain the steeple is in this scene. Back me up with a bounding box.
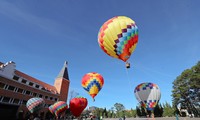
[54,61,70,101]
[57,61,69,80]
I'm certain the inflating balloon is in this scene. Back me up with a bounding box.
[81,72,104,101]
[134,82,161,110]
[69,96,88,117]
[26,97,45,113]
[49,101,68,117]
[98,16,138,68]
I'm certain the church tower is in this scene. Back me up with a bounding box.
[54,61,70,101]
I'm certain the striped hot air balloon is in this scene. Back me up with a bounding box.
[81,72,104,101]
[48,104,54,115]
[98,16,138,68]
[26,97,45,113]
[49,101,68,117]
[134,82,161,111]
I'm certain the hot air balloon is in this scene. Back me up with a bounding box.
[48,104,54,115]
[81,72,104,101]
[26,97,45,113]
[49,101,68,118]
[98,16,138,68]
[69,96,88,117]
[134,82,161,111]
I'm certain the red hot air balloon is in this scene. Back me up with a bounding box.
[69,96,88,117]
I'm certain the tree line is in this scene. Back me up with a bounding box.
[86,102,175,118]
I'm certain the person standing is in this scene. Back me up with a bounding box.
[100,116,103,120]
[123,115,126,120]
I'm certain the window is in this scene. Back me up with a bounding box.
[45,96,48,99]
[25,91,31,95]
[39,94,43,98]
[8,86,15,91]
[2,97,10,103]
[13,76,19,81]
[41,87,45,91]
[0,82,5,89]
[21,79,27,84]
[17,88,23,94]
[33,93,37,97]
[22,100,27,105]
[14,88,18,92]
[13,99,20,104]
[4,85,8,89]
[29,82,34,86]
[50,97,53,100]
[35,84,39,88]
[46,89,51,92]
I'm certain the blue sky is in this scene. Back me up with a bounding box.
[1,0,200,110]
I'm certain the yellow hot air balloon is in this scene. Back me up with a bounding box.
[98,16,138,68]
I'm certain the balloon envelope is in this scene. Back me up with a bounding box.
[69,96,88,117]
[81,72,104,100]
[26,97,45,113]
[49,101,68,117]
[134,82,161,110]
[48,104,54,115]
[98,16,138,62]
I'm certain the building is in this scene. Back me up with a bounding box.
[0,61,70,119]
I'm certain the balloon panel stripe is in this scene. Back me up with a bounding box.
[83,79,101,92]
[134,82,158,92]
[114,24,138,56]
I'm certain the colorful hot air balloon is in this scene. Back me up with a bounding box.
[81,72,104,101]
[49,101,68,117]
[26,97,45,113]
[48,104,54,115]
[69,96,88,117]
[98,16,138,68]
[134,82,161,110]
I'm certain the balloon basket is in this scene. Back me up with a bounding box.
[126,62,130,69]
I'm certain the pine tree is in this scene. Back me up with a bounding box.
[172,61,200,117]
